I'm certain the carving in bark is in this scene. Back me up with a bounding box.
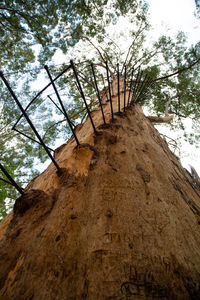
[0,87,200,300]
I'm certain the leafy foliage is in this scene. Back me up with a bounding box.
[0,0,131,219]
[0,0,199,220]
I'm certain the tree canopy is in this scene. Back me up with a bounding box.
[0,0,199,220]
[0,0,141,72]
[0,0,132,218]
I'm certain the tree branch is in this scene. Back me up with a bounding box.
[155,57,200,82]
[164,92,181,115]
[122,19,145,73]
[147,115,173,123]
[82,36,114,76]
[42,119,67,140]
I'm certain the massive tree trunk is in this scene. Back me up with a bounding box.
[0,88,200,299]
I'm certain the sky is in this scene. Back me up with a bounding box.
[148,0,199,44]
[1,0,199,215]
[146,0,200,174]
[34,0,200,175]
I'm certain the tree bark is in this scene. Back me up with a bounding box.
[146,115,173,123]
[0,90,200,299]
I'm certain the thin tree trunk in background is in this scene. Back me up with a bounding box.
[0,89,200,299]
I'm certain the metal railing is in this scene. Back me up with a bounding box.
[0,61,154,196]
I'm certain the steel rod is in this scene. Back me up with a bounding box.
[111,78,114,97]
[44,65,80,145]
[101,75,109,102]
[0,163,24,194]
[75,82,81,94]
[139,79,154,103]
[124,65,127,112]
[117,63,120,112]
[134,70,143,103]
[134,81,148,104]
[91,63,106,124]
[14,128,54,152]
[127,68,134,106]
[135,74,148,103]
[132,71,145,104]
[132,67,141,104]
[0,71,60,171]
[0,177,13,186]
[70,60,97,134]
[105,61,114,119]
[47,95,65,115]
[13,65,72,129]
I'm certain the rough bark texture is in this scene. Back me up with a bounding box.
[0,89,200,299]
[146,115,173,123]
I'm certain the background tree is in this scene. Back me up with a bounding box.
[0,0,137,219]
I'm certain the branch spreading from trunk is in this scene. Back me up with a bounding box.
[147,115,173,123]
[155,56,200,82]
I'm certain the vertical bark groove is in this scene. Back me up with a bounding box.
[0,100,200,299]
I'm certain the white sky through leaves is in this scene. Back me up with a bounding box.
[147,0,200,173]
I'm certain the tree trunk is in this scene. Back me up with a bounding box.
[0,90,200,299]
